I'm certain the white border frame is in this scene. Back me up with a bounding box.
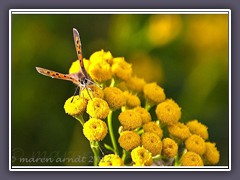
[9,9,231,171]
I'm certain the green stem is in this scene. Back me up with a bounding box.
[144,101,153,111]
[107,110,119,154]
[174,155,180,166]
[110,78,115,87]
[122,149,128,163]
[74,115,85,126]
[90,141,100,166]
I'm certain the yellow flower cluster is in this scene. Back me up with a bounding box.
[62,50,220,167]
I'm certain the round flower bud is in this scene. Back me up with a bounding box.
[125,76,146,92]
[86,98,110,119]
[118,131,141,151]
[143,82,166,104]
[104,87,126,110]
[112,57,132,81]
[143,122,163,139]
[168,122,191,141]
[134,107,152,124]
[118,109,142,130]
[185,135,206,155]
[64,95,87,116]
[81,85,104,100]
[88,61,112,83]
[162,138,178,158]
[203,142,220,165]
[83,118,107,141]
[141,132,162,156]
[89,49,113,65]
[180,151,204,166]
[186,119,209,140]
[156,99,181,126]
[131,146,153,166]
[124,91,141,109]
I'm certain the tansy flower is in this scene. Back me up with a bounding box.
[143,82,166,105]
[203,142,220,165]
[180,151,204,166]
[125,76,146,92]
[131,146,153,166]
[86,98,110,119]
[186,120,209,140]
[162,138,178,158]
[80,85,104,100]
[124,91,141,109]
[98,154,124,166]
[69,59,90,74]
[89,49,113,65]
[116,81,128,92]
[185,134,206,155]
[83,118,108,141]
[112,57,132,81]
[88,61,112,83]
[64,95,87,116]
[155,99,181,126]
[167,122,191,141]
[143,122,163,139]
[141,132,162,156]
[134,107,152,124]
[118,131,141,151]
[104,87,126,110]
[118,109,142,130]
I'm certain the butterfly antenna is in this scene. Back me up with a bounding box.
[71,86,80,102]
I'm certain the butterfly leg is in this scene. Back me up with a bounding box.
[71,86,80,102]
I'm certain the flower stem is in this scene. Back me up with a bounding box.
[110,78,115,87]
[90,141,100,166]
[144,101,153,111]
[107,110,119,154]
[74,115,85,126]
[122,149,128,163]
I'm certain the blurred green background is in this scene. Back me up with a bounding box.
[11,13,229,166]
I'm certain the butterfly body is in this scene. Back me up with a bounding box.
[36,28,94,91]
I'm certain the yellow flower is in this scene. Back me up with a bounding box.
[143,122,163,139]
[162,138,178,158]
[134,107,152,124]
[143,82,166,105]
[80,85,104,100]
[83,118,108,141]
[86,98,110,119]
[116,81,128,92]
[112,57,132,81]
[99,154,124,166]
[141,132,162,156]
[89,49,113,65]
[131,146,153,166]
[180,151,204,166]
[64,95,87,116]
[118,131,141,151]
[118,109,142,130]
[125,76,146,92]
[203,142,220,165]
[168,122,191,141]
[155,99,181,126]
[186,120,209,140]
[185,135,206,155]
[69,59,90,74]
[88,61,112,83]
[103,87,126,110]
[124,91,141,109]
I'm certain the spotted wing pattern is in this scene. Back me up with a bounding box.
[72,28,89,78]
[36,67,80,86]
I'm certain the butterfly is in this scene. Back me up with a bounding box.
[36,28,96,96]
